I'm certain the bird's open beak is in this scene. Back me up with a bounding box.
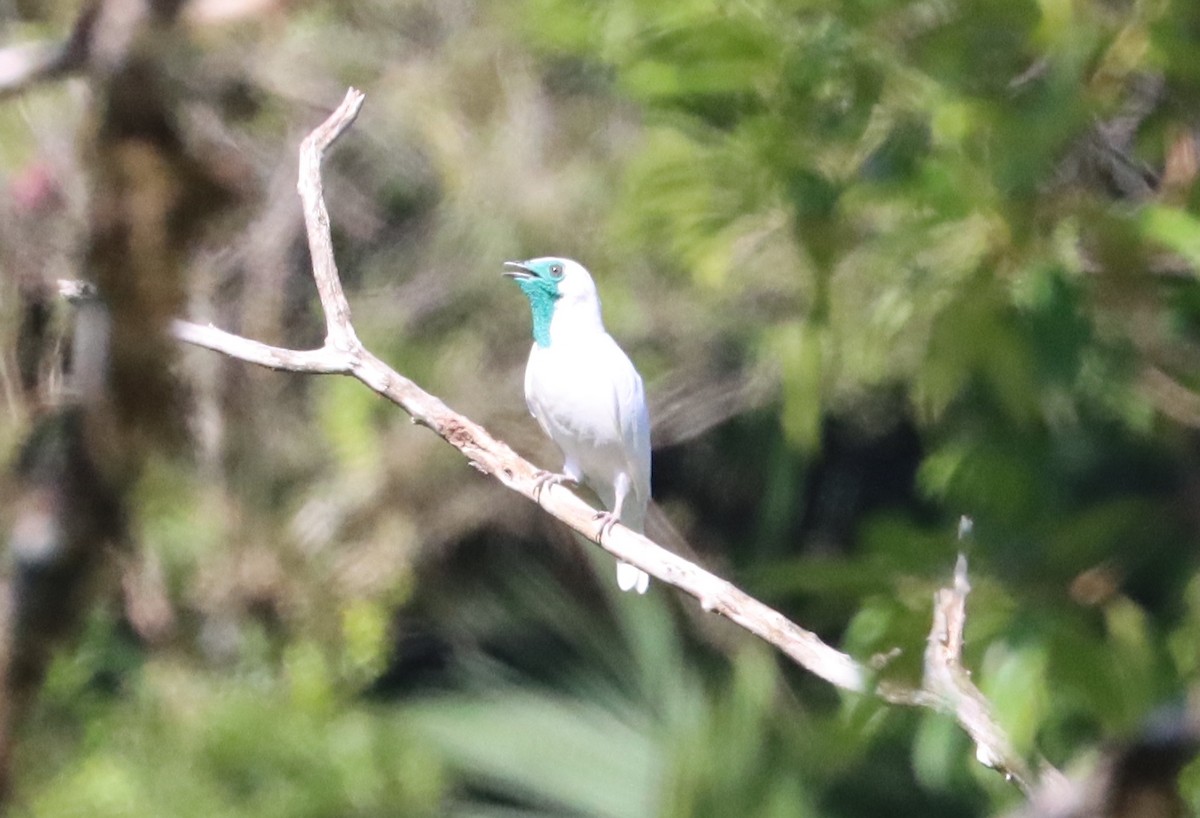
[502,261,534,280]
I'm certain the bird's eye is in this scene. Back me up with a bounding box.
[550,264,563,278]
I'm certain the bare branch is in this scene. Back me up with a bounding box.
[173,88,1059,793]
[171,319,352,374]
[0,4,96,98]
[924,554,1035,791]
[297,87,364,352]
[0,41,68,97]
[0,0,287,101]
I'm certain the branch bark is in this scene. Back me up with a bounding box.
[0,3,95,98]
[912,554,1048,790]
[172,87,1057,795]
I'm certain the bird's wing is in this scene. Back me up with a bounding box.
[605,336,652,505]
[523,343,556,441]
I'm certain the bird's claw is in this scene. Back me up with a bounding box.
[593,510,619,539]
[532,470,578,501]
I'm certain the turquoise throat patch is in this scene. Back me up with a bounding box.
[520,279,559,348]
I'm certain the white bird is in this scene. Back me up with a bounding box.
[503,256,652,594]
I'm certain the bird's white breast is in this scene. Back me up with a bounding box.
[524,332,650,505]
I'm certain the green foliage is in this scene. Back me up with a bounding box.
[6,0,1200,814]
[510,0,1199,809]
[23,661,444,818]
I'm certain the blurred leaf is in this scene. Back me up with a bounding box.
[340,599,391,686]
[407,692,659,818]
[770,320,825,452]
[913,712,966,792]
[622,18,780,108]
[25,665,444,818]
[979,641,1049,756]
[316,374,386,473]
[1140,204,1200,270]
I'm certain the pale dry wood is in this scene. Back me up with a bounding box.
[920,555,1041,791]
[172,87,1057,794]
[0,3,94,98]
[0,41,69,97]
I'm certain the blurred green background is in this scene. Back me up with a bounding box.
[4,0,1200,815]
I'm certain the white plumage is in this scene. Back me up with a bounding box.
[505,257,652,594]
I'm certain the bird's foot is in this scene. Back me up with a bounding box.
[593,510,620,539]
[594,513,651,593]
[532,470,579,502]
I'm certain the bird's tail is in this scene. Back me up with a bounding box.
[615,505,650,594]
[616,561,650,594]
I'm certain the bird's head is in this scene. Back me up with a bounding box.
[503,257,601,347]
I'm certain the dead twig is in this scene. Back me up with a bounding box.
[0,3,97,98]
[172,87,1058,795]
[922,555,1045,791]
